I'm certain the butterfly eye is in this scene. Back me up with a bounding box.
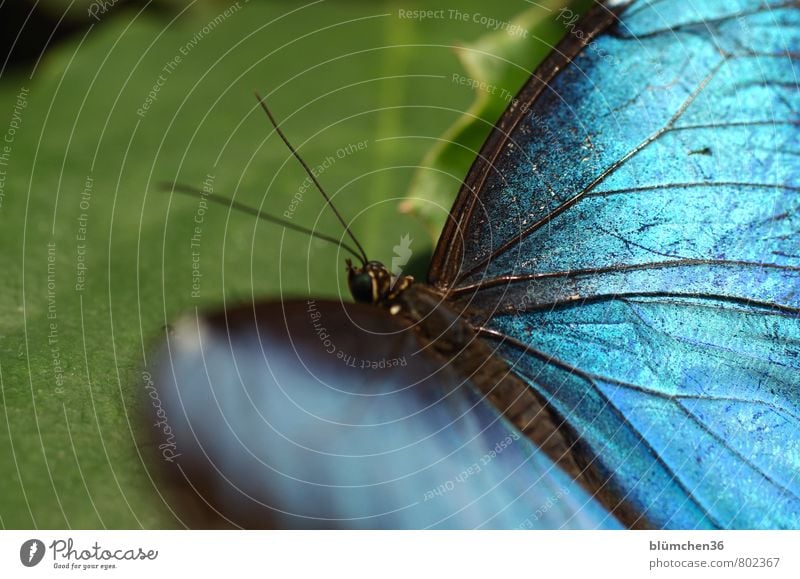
[349,272,376,303]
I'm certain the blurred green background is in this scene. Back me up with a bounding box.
[0,0,579,528]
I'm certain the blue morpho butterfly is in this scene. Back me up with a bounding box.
[151,0,800,529]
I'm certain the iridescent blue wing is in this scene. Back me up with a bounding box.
[149,301,617,529]
[431,0,800,528]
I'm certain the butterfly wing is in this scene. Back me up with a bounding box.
[431,0,800,528]
[148,300,617,528]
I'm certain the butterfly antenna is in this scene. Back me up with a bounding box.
[162,182,366,263]
[254,91,369,266]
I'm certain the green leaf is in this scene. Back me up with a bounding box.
[399,0,581,239]
[35,0,218,23]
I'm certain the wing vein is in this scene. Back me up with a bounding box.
[454,56,732,285]
[452,259,800,296]
[476,327,723,528]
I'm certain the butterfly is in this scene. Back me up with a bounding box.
[150,0,800,529]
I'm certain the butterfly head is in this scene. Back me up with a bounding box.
[346,259,413,304]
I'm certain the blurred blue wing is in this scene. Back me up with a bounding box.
[151,301,617,529]
[431,0,800,528]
